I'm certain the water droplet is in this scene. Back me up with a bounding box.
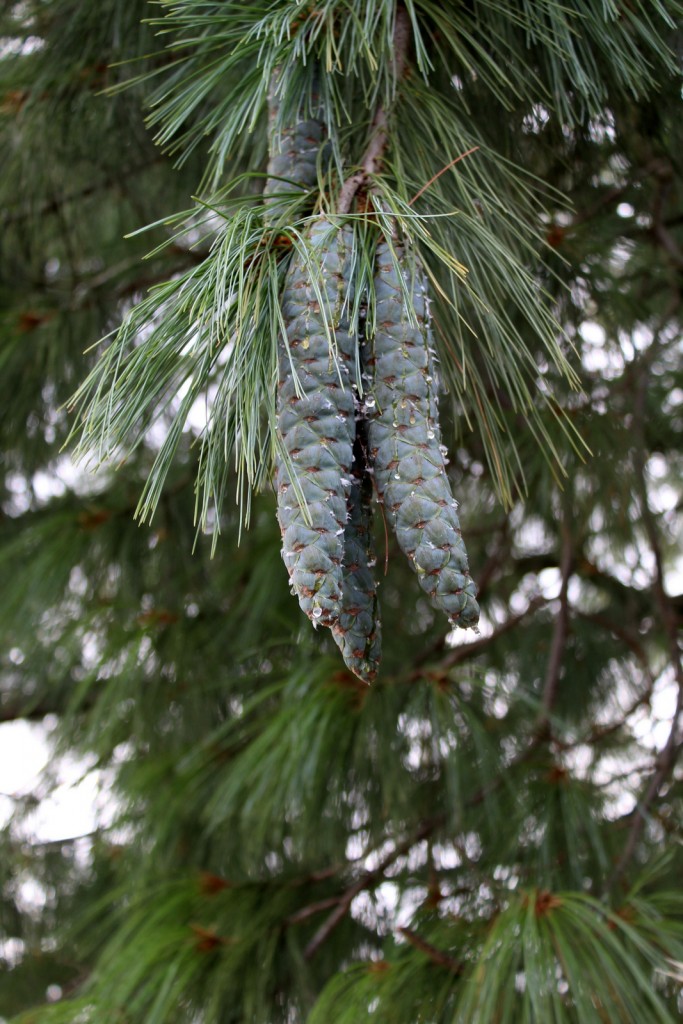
[365,396,376,408]
[312,606,323,619]
[335,528,344,535]
[426,375,433,384]
[367,558,377,567]
[439,444,448,455]
[394,472,401,480]
[427,430,435,439]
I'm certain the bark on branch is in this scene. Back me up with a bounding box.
[336,7,411,215]
[397,926,464,974]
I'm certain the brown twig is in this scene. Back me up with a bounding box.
[651,167,683,269]
[465,737,544,810]
[285,896,342,926]
[303,817,442,960]
[397,926,464,973]
[534,520,573,739]
[576,611,655,687]
[554,685,655,752]
[569,184,631,231]
[608,306,683,888]
[473,515,510,602]
[336,7,411,215]
[609,707,682,889]
[408,147,480,206]
[412,596,546,676]
[1,159,162,226]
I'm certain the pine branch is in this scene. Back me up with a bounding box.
[473,515,510,601]
[651,164,683,270]
[0,693,95,723]
[608,316,683,888]
[303,817,442,960]
[0,159,162,225]
[20,828,112,850]
[575,611,656,687]
[336,6,410,215]
[535,520,573,739]
[554,681,655,751]
[609,708,683,889]
[411,595,546,675]
[284,897,341,927]
[396,926,464,974]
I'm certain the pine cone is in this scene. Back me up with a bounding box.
[266,77,381,670]
[265,70,324,223]
[367,240,480,629]
[276,220,357,628]
[331,420,382,683]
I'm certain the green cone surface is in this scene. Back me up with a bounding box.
[265,70,325,224]
[331,422,382,683]
[266,80,382,670]
[367,240,480,629]
[276,220,357,628]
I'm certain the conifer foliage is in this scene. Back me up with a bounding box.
[1,1,683,1022]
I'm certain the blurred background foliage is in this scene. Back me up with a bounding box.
[0,1,682,1021]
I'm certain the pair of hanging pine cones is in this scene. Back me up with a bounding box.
[267,79,479,683]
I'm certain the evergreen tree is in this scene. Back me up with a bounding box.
[1,1,682,1021]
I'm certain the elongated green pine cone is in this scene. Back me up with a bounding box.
[265,70,324,223]
[266,78,381,673]
[276,220,357,628]
[331,422,382,683]
[367,240,480,629]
